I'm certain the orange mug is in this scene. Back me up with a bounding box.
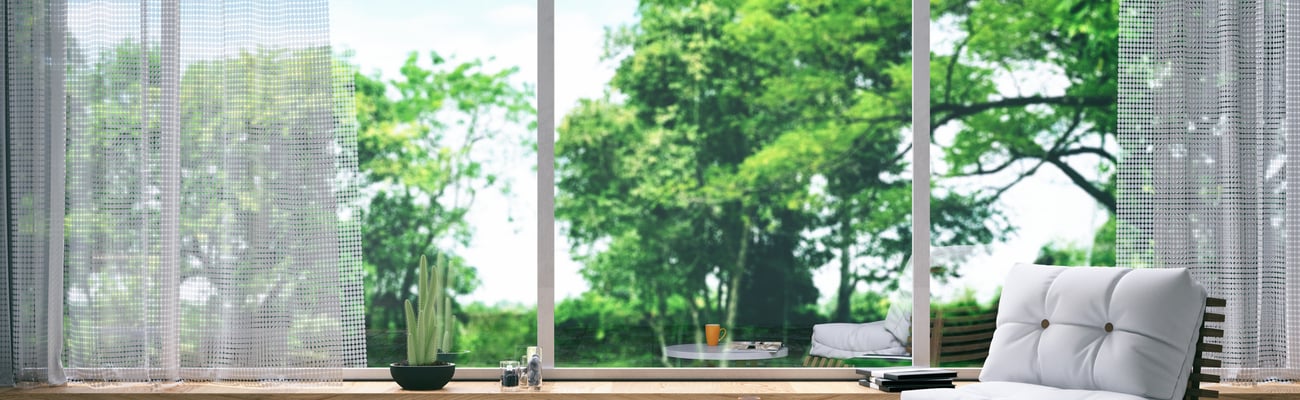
[705,324,727,346]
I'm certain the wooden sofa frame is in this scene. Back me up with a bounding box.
[802,304,998,368]
[1188,296,1225,400]
[804,297,1224,400]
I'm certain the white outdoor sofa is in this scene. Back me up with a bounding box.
[904,263,1222,400]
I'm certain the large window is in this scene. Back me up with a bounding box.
[927,0,1118,368]
[330,0,539,368]
[553,0,913,369]
[328,0,1117,376]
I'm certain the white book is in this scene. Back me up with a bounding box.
[853,366,918,378]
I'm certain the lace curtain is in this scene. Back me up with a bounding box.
[4,0,365,385]
[1119,0,1299,382]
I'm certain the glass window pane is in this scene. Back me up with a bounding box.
[331,0,539,368]
[555,0,914,368]
[928,0,1118,368]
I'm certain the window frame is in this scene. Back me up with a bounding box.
[10,0,941,382]
[342,0,937,380]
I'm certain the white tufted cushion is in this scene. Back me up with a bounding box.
[809,322,907,359]
[883,300,911,345]
[978,264,1206,400]
[902,382,1149,400]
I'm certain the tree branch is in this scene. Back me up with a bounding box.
[932,95,1113,130]
[845,95,1113,137]
[988,159,1046,200]
[1046,105,1088,155]
[943,21,973,106]
[1056,146,1117,163]
[1044,156,1116,212]
[965,155,1024,176]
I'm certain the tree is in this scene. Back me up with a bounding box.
[932,0,1118,264]
[557,0,1007,358]
[350,51,535,360]
[934,0,1118,200]
[65,42,362,367]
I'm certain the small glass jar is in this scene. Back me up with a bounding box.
[499,360,521,391]
[523,346,543,390]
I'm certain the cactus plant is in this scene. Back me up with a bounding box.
[404,254,455,366]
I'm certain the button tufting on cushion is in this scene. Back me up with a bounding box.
[977,264,1207,400]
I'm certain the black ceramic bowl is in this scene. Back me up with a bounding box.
[390,362,456,390]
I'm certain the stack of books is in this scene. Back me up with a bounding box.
[855,367,957,392]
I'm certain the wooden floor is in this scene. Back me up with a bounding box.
[0,381,1294,400]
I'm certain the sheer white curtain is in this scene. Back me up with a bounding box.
[1119,0,1299,383]
[5,0,365,385]
[5,0,69,386]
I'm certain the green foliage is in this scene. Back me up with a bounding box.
[1034,242,1091,267]
[347,50,535,365]
[556,0,1012,360]
[456,302,538,366]
[1090,215,1116,266]
[932,0,1120,284]
[1035,213,1116,267]
[820,290,891,324]
[346,0,1120,368]
[556,291,677,367]
[932,288,998,316]
[935,0,1119,213]
[352,51,535,342]
[65,41,359,364]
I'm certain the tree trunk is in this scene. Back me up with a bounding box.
[723,219,750,337]
[834,211,854,322]
[687,295,703,347]
[651,302,673,367]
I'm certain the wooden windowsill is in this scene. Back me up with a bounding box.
[10,381,892,400]
[0,381,1294,399]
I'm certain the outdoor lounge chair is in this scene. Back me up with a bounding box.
[807,301,912,361]
[903,263,1222,400]
[804,303,997,368]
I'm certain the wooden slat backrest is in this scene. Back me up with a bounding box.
[802,304,999,368]
[801,355,846,368]
[1185,297,1224,400]
[931,303,998,367]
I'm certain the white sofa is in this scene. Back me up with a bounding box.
[903,264,1209,400]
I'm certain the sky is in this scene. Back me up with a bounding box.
[328,1,1109,308]
[330,0,637,305]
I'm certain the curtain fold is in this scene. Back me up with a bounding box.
[1119,0,1298,383]
[5,0,68,386]
[6,0,365,385]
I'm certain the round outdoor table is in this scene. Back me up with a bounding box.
[663,343,789,361]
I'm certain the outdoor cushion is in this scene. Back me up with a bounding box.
[978,264,1206,400]
[903,264,1208,400]
[883,299,911,345]
[902,381,1149,400]
[808,321,907,359]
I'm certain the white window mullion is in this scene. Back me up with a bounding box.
[910,0,932,369]
[537,0,557,370]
